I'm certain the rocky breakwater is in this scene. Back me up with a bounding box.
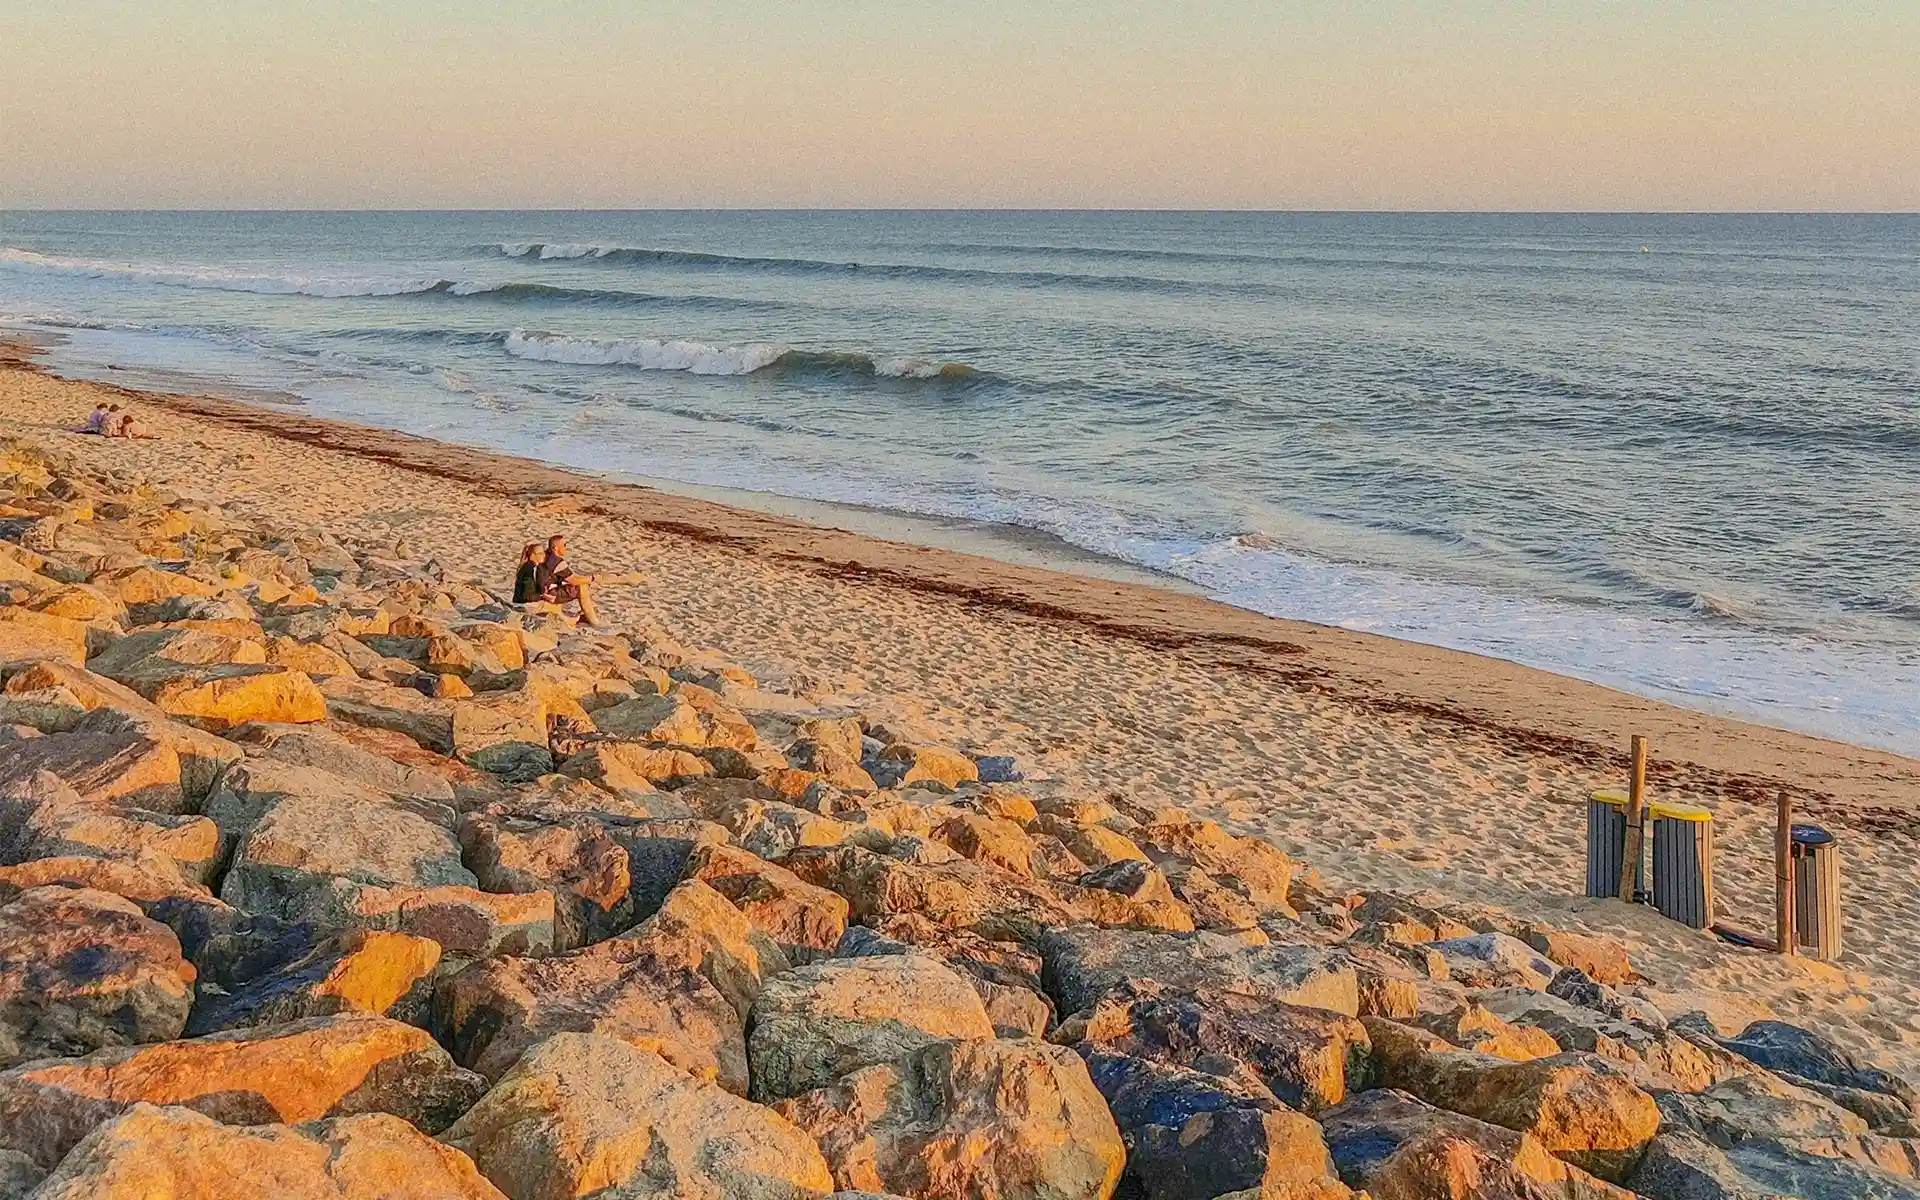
[0,433,1916,1199]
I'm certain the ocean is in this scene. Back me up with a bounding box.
[2,211,1916,754]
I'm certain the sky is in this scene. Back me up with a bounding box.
[2,1,1916,211]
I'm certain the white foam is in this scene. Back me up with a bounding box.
[501,329,787,376]
[0,247,446,299]
[495,242,610,261]
[874,355,954,379]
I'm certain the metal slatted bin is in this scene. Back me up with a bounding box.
[1586,789,1636,898]
[1792,824,1842,960]
[1650,801,1714,929]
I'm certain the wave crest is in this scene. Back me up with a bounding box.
[499,330,979,382]
[0,247,451,299]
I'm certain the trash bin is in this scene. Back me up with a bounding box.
[1650,800,1715,929]
[1586,789,1641,899]
[1791,824,1842,960]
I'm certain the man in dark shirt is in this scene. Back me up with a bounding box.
[535,534,602,626]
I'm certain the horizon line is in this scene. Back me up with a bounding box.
[5,207,1919,217]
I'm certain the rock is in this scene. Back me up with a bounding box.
[558,740,699,791]
[0,726,185,813]
[1079,1048,1355,1200]
[687,842,850,964]
[607,817,732,919]
[442,1033,833,1200]
[1038,925,1358,1017]
[1131,818,1295,918]
[0,856,236,955]
[1426,931,1558,989]
[90,563,219,614]
[1478,987,1724,1092]
[231,721,457,803]
[0,1013,486,1169]
[713,797,860,860]
[0,886,194,1068]
[29,1104,506,1199]
[378,885,557,962]
[1629,1123,1920,1200]
[1719,1020,1919,1111]
[876,742,979,788]
[1321,1089,1635,1199]
[186,929,441,1034]
[319,674,456,752]
[459,810,633,950]
[1037,817,1147,870]
[265,635,359,678]
[747,954,996,1101]
[1077,981,1371,1114]
[1523,926,1640,986]
[0,770,219,885]
[933,811,1038,876]
[450,691,553,779]
[6,663,244,799]
[975,755,1024,784]
[775,1037,1125,1200]
[218,769,475,925]
[1363,1018,1660,1181]
[27,582,127,626]
[0,607,88,666]
[85,626,266,695]
[438,880,773,1089]
[0,1148,37,1200]
[149,664,327,731]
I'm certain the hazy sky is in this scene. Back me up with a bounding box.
[3,1,1916,210]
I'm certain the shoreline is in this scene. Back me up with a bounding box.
[8,347,1914,814]
[6,346,1920,1069]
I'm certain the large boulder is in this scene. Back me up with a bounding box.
[776,1037,1125,1200]
[1426,931,1557,989]
[186,929,441,1034]
[0,726,185,813]
[687,842,850,964]
[1630,1123,1920,1200]
[0,1013,486,1169]
[442,1033,834,1200]
[747,954,996,1101]
[0,855,237,957]
[460,810,633,951]
[232,721,457,803]
[437,915,751,1088]
[0,885,195,1068]
[29,1104,506,1199]
[1319,1088,1636,1200]
[1038,925,1358,1016]
[5,663,245,799]
[1080,1047,1354,1200]
[1718,1020,1919,1113]
[1364,1017,1660,1181]
[319,674,456,751]
[1076,981,1370,1114]
[148,664,327,731]
[1478,987,1725,1092]
[1130,818,1295,917]
[85,626,266,695]
[0,770,219,885]
[216,768,475,925]
[0,607,88,667]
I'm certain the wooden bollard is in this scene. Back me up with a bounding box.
[1617,735,1649,903]
[1775,791,1796,956]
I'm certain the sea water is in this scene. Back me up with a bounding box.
[2,211,1915,754]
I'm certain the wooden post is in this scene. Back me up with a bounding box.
[1775,791,1796,956]
[1617,735,1649,903]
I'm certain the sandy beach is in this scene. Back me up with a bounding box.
[5,347,1918,1076]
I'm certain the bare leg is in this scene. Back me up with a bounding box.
[574,580,602,626]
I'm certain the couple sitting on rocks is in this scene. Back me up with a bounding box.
[513,533,602,626]
[80,402,157,439]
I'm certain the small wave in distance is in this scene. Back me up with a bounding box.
[500,330,979,381]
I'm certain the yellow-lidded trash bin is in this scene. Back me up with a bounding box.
[1586,789,1640,899]
[1651,800,1715,929]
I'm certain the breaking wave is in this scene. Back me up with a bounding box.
[0,247,452,299]
[500,330,980,381]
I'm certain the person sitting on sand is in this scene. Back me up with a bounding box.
[512,542,545,604]
[81,402,111,434]
[535,533,602,626]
